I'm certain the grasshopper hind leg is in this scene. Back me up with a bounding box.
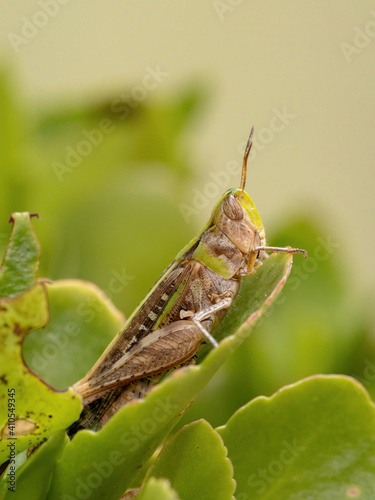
[96,359,196,430]
[69,320,206,435]
[69,299,231,435]
[97,375,163,430]
[69,366,191,436]
[67,380,159,437]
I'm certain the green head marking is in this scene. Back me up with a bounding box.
[228,188,264,236]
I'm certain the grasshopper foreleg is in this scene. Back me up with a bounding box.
[254,245,307,257]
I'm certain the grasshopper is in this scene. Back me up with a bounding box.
[70,128,306,435]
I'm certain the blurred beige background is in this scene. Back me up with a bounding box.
[1,0,374,293]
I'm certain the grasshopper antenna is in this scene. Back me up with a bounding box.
[239,126,254,199]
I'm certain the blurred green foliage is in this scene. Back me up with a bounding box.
[1,66,374,434]
[0,68,206,318]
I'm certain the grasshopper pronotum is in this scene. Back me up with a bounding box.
[70,128,306,434]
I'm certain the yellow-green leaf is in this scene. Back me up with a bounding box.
[0,283,81,464]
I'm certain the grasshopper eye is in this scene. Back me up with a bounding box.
[222,195,243,221]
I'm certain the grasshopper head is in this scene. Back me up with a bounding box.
[212,188,265,256]
[212,128,266,274]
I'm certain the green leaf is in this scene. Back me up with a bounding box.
[23,279,124,389]
[137,478,180,500]
[0,213,40,298]
[46,252,292,500]
[0,431,67,500]
[217,375,375,499]
[146,420,235,500]
[0,214,82,464]
[0,283,82,464]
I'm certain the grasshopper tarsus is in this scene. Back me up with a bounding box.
[191,297,233,348]
[192,319,218,348]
